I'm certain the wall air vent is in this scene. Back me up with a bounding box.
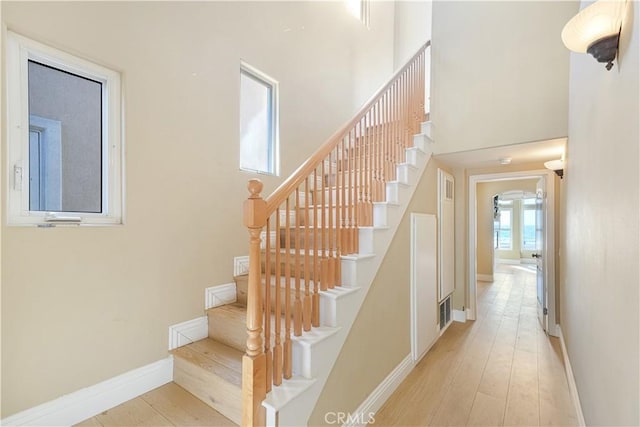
[439,296,452,332]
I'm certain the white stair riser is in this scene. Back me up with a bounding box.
[396,163,418,185]
[405,147,426,167]
[420,121,433,139]
[341,255,376,289]
[413,133,433,152]
[385,181,400,205]
[319,288,362,328]
[292,332,340,379]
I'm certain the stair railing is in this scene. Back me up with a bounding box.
[242,41,431,426]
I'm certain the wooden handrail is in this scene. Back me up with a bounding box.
[265,41,431,215]
[242,40,431,426]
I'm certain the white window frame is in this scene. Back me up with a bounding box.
[496,207,513,250]
[521,198,537,251]
[239,61,279,176]
[6,31,123,226]
[346,0,371,27]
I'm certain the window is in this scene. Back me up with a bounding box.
[494,205,513,250]
[6,32,123,225]
[239,63,279,176]
[522,198,537,250]
[346,0,371,27]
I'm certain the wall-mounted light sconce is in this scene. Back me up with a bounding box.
[561,0,627,70]
[544,159,564,179]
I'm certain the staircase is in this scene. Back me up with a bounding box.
[171,42,432,426]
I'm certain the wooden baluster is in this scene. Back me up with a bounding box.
[384,91,390,183]
[303,178,311,331]
[294,188,302,337]
[362,113,369,227]
[409,61,415,135]
[373,98,386,202]
[284,197,292,379]
[355,120,361,227]
[264,219,272,393]
[274,208,283,386]
[312,169,320,327]
[242,179,266,427]
[372,103,378,203]
[335,144,342,287]
[400,72,405,156]
[321,160,328,291]
[402,69,407,148]
[347,129,354,255]
[368,111,372,215]
[341,136,349,255]
[392,85,397,181]
[420,53,425,125]
[377,100,383,202]
[372,109,376,206]
[349,126,358,253]
[404,69,410,148]
[328,151,335,289]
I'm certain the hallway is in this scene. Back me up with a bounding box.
[374,264,578,426]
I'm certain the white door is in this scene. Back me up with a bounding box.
[534,177,547,332]
[410,213,438,362]
[438,169,455,301]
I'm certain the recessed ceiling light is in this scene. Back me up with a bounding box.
[499,157,512,165]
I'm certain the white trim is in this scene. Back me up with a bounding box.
[0,357,172,427]
[234,255,250,276]
[410,213,439,363]
[468,168,558,332]
[476,274,494,282]
[452,309,467,323]
[557,326,586,426]
[344,354,414,427]
[205,282,237,310]
[6,30,123,226]
[168,316,208,351]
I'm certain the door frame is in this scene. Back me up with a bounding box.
[467,169,558,336]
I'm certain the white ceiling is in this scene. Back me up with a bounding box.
[433,137,566,169]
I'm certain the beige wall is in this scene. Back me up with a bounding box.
[0,1,396,416]
[430,1,577,155]
[309,158,442,425]
[561,1,639,424]
[393,0,432,69]
[476,179,538,277]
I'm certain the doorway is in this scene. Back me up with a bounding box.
[468,170,558,337]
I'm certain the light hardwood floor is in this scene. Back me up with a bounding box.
[77,264,576,427]
[75,382,235,427]
[373,263,578,426]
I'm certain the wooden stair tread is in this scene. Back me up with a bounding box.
[206,302,246,321]
[171,338,242,387]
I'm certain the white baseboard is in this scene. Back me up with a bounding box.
[0,356,173,427]
[477,274,493,282]
[233,256,249,276]
[557,326,586,426]
[452,309,466,323]
[344,354,414,427]
[205,282,236,310]
[168,316,208,350]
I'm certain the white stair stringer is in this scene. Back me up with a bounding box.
[262,122,434,426]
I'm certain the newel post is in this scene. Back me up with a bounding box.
[242,179,267,426]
